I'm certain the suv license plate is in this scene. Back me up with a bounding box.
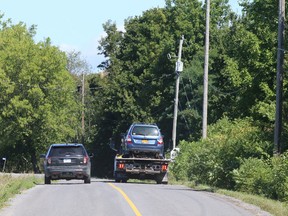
[142,140,148,144]
[63,159,71,163]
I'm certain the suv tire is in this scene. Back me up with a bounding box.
[44,175,51,184]
[84,176,91,184]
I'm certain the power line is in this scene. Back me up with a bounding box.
[178,100,191,131]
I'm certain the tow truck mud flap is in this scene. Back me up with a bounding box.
[156,172,168,184]
[162,172,168,183]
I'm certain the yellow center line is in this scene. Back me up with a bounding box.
[108,183,142,216]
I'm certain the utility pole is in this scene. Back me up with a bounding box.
[81,72,85,144]
[274,0,285,155]
[202,0,210,139]
[172,35,184,150]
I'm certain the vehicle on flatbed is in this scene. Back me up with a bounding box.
[112,123,170,184]
[122,122,164,158]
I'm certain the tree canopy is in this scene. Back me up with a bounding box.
[0,20,80,172]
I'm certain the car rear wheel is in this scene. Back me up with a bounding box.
[44,176,51,184]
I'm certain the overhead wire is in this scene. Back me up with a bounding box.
[180,76,192,109]
[178,99,191,131]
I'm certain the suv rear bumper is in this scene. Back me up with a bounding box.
[45,165,90,180]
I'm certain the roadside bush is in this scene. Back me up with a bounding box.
[270,152,288,201]
[170,139,215,183]
[233,158,274,198]
[170,117,272,189]
[233,152,288,201]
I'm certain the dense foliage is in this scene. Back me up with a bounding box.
[233,153,288,201]
[0,18,80,172]
[170,117,272,187]
[170,117,288,201]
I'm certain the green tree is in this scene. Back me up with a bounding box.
[211,0,288,150]
[90,0,235,176]
[0,21,79,172]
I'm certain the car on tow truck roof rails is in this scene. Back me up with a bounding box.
[122,123,164,158]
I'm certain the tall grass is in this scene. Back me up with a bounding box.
[216,189,288,216]
[0,174,41,209]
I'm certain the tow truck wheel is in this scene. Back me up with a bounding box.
[156,180,168,184]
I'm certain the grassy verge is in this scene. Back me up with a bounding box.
[168,178,288,216]
[0,174,42,209]
[216,189,288,216]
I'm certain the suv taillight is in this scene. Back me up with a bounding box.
[126,135,132,144]
[47,157,52,164]
[83,156,88,164]
[157,137,164,145]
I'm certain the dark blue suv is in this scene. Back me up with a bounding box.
[122,123,164,158]
[41,143,92,184]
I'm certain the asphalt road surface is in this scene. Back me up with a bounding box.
[0,178,271,216]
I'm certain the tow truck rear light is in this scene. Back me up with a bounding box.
[161,164,168,171]
[118,163,125,169]
[126,135,132,144]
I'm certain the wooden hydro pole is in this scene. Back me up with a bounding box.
[202,0,210,139]
[274,0,285,155]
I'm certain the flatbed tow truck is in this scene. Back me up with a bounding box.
[114,155,170,184]
[111,123,171,184]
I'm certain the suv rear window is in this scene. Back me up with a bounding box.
[49,146,85,157]
[132,126,159,136]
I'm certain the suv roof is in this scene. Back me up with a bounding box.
[50,143,84,147]
[131,122,158,126]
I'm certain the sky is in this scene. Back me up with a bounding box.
[1,0,241,72]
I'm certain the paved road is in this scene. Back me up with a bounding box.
[0,178,270,216]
